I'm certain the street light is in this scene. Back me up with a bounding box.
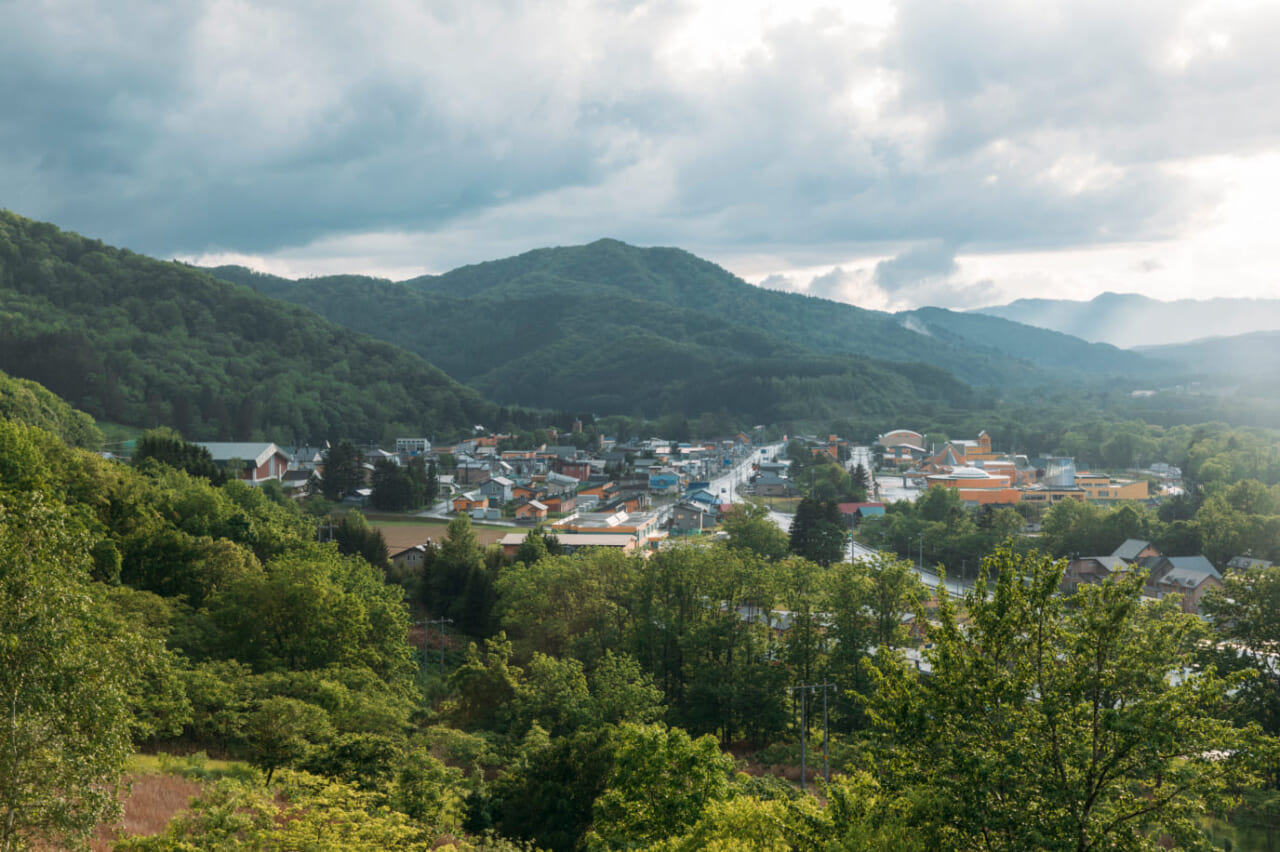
[918,533,924,571]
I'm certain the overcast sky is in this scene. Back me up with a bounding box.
[3,0,1279,311]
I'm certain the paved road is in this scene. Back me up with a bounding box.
[711,442,783,505]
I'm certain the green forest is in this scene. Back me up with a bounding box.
[206,238,1178,425]
[0,212,493,443]
[6,374,1280,850]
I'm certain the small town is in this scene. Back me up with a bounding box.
[7,2,1280,849]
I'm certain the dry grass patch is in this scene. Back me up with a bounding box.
[91,772,202,850]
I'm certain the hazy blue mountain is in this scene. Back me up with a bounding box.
[896,307,1160,377]
[976,292,1280,348]
[1135,331,1280,376]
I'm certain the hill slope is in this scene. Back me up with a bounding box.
[0,212,492,442]
[211,239,1159,420]
[0,367,101,447]
[976,292,1280,348]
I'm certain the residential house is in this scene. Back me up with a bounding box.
[514,500,548,523]
[648,473,680,494]
[671,502,717,534]
[544,471,580,496]
[1061,556,1127,594]
[1144,556,1223,614]
[286,445,326,472]
[556,458,594,481]
[512,483,540,503]
[542,494,577,515]
[195,442,291,485]
[1113,539,1161,563]
[479,476,515,507]
[390,543,432,571]
[455,457,492,486]
[1227,556,1275,571]
[686,488,719,508]
[452,493,488,514]
[755,471,791,497]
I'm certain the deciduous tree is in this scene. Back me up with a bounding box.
[871,546,1254,851]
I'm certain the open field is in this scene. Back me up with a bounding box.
[368,519,514,551]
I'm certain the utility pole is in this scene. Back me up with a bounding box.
[788,684,811,792]
[918,533,924,571]
[421,617,454,677]
[788,682,838,791]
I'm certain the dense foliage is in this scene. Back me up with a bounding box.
[0,211,492,442]
[5,376,1280,849]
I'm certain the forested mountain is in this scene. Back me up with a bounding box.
[977,291,1280,348]
[0,212,492,442]
[210,239,1157,422]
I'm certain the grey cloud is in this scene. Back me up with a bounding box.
[875,242,958,291]
[0,0,1278,277]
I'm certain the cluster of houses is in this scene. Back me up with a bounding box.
[876,429,1154,508]
[187,431,763,552]
[1060,539,1271,615]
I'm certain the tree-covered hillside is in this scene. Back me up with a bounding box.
[212,264,981,424]
[0,366,101,447]
[0,212,492,442]
[217,240,1159,405]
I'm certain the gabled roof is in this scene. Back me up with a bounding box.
[1162,557,1218,583]
[1227,556,1274,571]
[1073,555,1127,571]
[1161,555,1221,581]
[1112,539,1154,561]
[195,442,288,467]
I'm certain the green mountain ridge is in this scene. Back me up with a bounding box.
[211,239,1163,423]
[0,211,492,442]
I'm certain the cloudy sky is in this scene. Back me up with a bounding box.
[3,0,1279,311]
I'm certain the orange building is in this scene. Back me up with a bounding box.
[452,494,489,513]
[926,466,1021,505]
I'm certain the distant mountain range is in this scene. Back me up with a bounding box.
[4,210,1255,437]
[1136,331,1280,376]
[209,240,1161,419]
[975,292,1280,348]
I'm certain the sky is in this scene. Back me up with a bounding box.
[3,0,1280,312]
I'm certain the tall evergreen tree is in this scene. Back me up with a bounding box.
[321,439,364,501]
[789,498,846,566]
